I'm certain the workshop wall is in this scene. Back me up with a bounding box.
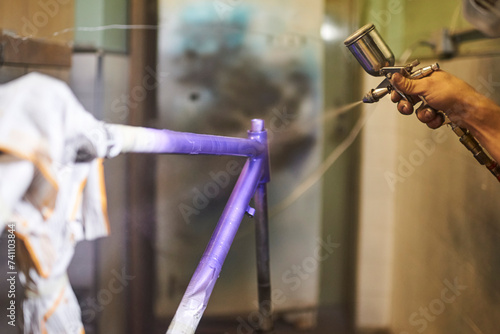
[0,0,74,82]
[0,0,74,43]
[357,0,500,333]
[390,56,500,334]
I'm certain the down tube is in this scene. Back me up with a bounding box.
[167,158,264,334]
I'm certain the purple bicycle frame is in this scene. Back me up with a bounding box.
[146,119,272,333]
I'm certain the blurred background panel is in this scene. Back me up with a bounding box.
[154,0,325,323]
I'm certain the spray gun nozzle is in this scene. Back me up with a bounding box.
[362,94,375,103]
[362,87,390,103]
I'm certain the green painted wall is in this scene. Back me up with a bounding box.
[359,0,500,61]
[320,1,362,320]
[75,0,128,52]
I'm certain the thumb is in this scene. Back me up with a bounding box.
[390,73,420,95]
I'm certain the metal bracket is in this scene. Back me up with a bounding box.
[246,206,256,218]
[380,60,420,78]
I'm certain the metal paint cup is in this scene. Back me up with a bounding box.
[344,23,395,76]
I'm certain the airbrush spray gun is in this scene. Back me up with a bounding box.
[344,23,500,181]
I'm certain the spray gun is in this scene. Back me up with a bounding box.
[344,23,500,182]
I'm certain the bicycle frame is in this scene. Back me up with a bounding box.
[132,119,272,333]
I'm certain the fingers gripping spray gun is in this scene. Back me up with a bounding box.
[344,23,500,182]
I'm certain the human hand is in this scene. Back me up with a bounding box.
[389,70,481,129]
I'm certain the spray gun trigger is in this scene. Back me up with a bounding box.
[376,78,391,89]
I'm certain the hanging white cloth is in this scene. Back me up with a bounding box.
[0,72,112,333]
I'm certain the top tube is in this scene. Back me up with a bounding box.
[161,129,266,158]
[108,124,266,158]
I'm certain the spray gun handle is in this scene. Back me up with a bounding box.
[385,62,440,104]
[409,63,442,115]
[404,63,500,181]
[415,96,446,125]
[382,62,443,120]
[362,62,438,104]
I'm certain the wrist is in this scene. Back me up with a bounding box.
[462,93,500,133]
[462,94,500,162]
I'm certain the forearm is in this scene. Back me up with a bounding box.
[461,93,500,163]
[391,71,500,163]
